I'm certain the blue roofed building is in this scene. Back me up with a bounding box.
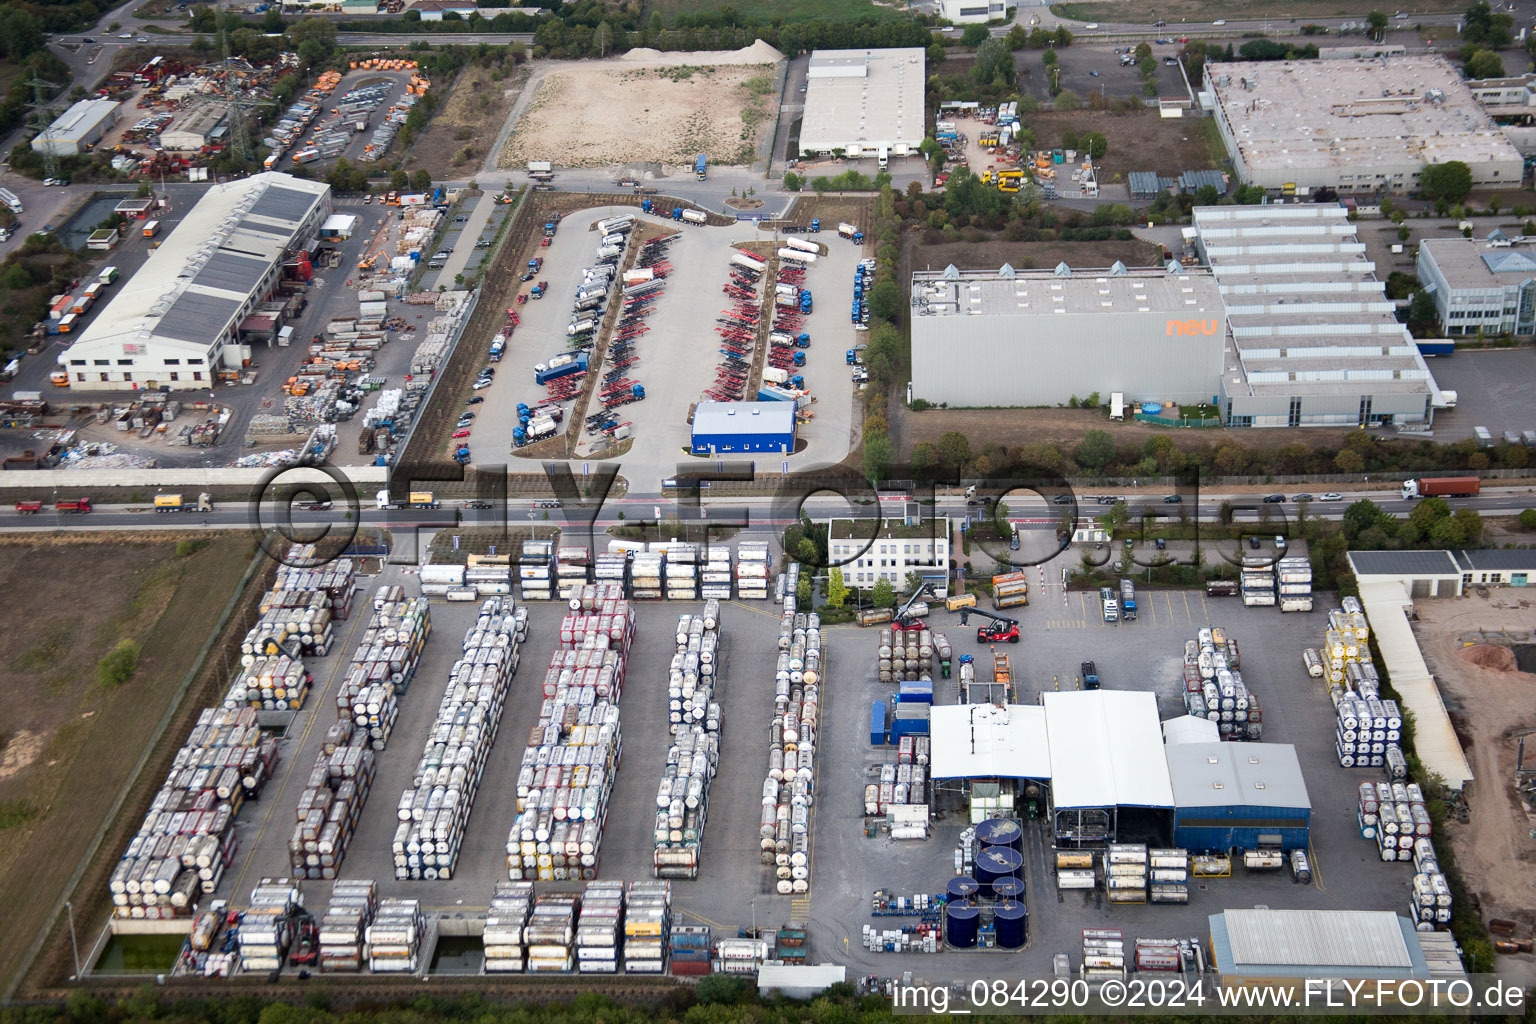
[690,401,796,455]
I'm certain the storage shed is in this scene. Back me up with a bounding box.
[31,98,120,157]
[1041,689,1174,846]
[1167,741,1310,852]
[690,401,796,455]
[320,213,358,241]
[1208,909,1456,987]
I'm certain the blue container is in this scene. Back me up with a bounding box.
[945,900,978,949]
[994,900,1028,949]
[946,875,979,901]
[975,817,1023,852]
[897,680,934,704]
[975,846,1024,898]
[990,876,1025,900]
[870,701,888,745]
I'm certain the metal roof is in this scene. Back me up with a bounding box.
[1356,578,1474,790]
[155,292,242,343]
[35,98,118,144]
[1041,690,1173,809]
[251,184,322,224]
[1455,548,1536,571]
[1481,249,1536,274]
[757,964,846,996]
[1162,715,1220,745]
[193,250,268,293]
[1165,741,1311,811]
[691,401,795,437]
[1347,550,1461,577]
[929,704,1051,780]
[1220,909,1412,970]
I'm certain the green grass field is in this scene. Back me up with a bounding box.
[648,0,902,22]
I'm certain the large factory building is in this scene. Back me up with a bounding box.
[60,172,330,390]
[909,262,1226,408]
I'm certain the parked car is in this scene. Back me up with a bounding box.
[1320,492,1343,502]
[1275,535,1287,548]
[466,395,484,405]
[1262,493,1286,503]
[453,429,471,439]
[1249,536,1262,549]
[459,411,475,420]
[472,378,493,390]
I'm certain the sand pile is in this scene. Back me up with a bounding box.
[1460,643,1519,672]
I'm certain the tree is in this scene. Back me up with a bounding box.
[1409,495,1452,533]
[1333,449,1365,473]
[1343,499,1392,542]
[1419,161,1473,204]
[863,431,893,484]
[962,23,989,46]
[1518,508,1536,530]
[782,171,802,191]
[1080,131,1107,159]
[1463,1,1514,48]
[1366,9,1388,39]
[871,577,896,608]
[1054,88,1082,111]
[97,637,140,688]
[972,38,1015,87]
[0,6,43,58]
[1005,23,1029,49]
[1074,429,1116,470]
[1042,47,1058,66]
[594,21,613,57]
[297,37,326,68]
[937,431,972,471]
[263,6,285,31]
[287,16,336,56]
[1465,48,1505,79]
[410,168,432,192]
[1428,515,1467,548]
[1454,507,1484,545]
[389,169,409,190]
[826,567,848,608]
[910,441,941,480]
[1407,288,1438,327]
[868,279,902,322]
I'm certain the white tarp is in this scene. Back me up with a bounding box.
[1042,690,1174,808]
[930,704,1050,780]
[1162,715,1220,745]
[1356,578,1474,791]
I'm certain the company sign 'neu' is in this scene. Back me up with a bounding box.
[1167,319,1220,336]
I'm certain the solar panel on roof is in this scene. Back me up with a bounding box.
[155,292,241,343]
[248,185,318,224]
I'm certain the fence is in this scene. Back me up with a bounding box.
[1135,412,1223,428]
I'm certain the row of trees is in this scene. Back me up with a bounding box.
[1344,496,1485,550]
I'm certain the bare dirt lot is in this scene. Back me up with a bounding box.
[1414,595,1536,938]
[0,534,253,991]
[499,43,783,169]
[1020,109,1224,181]
[413,59,530,182]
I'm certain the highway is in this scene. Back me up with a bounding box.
[1,486,1529,535]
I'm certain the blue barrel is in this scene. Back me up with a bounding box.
[946,876,979,902]
[976,817,1023,852]
[945,900,978,949]
[975,846,1024,898]
[990,876,1025,901]
[994,900,1028,949]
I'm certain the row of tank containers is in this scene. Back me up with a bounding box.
[653,606,725,879]
[1239,554,1313,611]
[760,565,821,894]
[1177,625,1264,741]
[417,540,772,602]
[109,545,357,919]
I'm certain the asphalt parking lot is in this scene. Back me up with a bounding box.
[413,194,508,292]
[1017,43,1190,103]
[309,70,414,173]
[469,207,859,491]
[1417,349,1536,444]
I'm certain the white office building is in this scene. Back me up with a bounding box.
[825,516,950,596]
[939,0,1016,23]
[1416,235,1536,337]
[60,172,330,390]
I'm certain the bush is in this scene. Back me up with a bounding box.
[97,638,141,688]
[175,539,208,557]
[1520,509,1536,530]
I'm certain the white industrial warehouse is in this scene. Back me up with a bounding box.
[59,172,331,390]
[1203,56,1524,194]
[908,261,1226,407]
[1195,204,1437,427]
[798,47,924,160]
[31,98,120,157]
[1416,235,1536,337]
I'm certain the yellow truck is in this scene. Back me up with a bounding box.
[154,492,213,512]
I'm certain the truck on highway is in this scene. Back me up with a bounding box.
[1401,476,1480,499]
[55,497,92,513]
[375,490,440,510]
[154,492,213,512]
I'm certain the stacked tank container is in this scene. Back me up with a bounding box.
[876,628,947,683]
[574,881,623,973]
[336,594,430,750]
[239,880,303,972]
[1179,627,1262,740]
[318,878,376,971]
[507,585,631,880]
[663,543,698,600]
[1240,560,1276,607]
[1148,848,1189,904]
[392,597,525,879]
[223,654,312,711]
[240,600,334,659]
[760,575,820,895]
[483,880,535,971]
[526,892,579,971]
[1276,555,1313,612]
[267,553,356,621]
[654,605,723,879]
[366,897,422,972]
[631,552,664,600]
[623,880,670,972]
[669,924,709,976]
[418,563,465,598]
[556,545,591,599]
[519,540,554,601]
[594,550,628,589]
[700,546,732,600]
[1082,927,1126,981]
[466,559,513,596]
[735,541,769,600]
[1105,843,1148,903]
[289,740,376,879]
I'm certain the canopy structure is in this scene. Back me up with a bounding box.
[930,704,1050,780]
[1041,690,1174,809]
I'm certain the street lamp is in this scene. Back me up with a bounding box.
[66,900,81,979]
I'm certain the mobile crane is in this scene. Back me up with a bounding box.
[957,607,1020,644]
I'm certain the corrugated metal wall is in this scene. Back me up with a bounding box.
[1172,805,1310,852]
[911,311,1225,407]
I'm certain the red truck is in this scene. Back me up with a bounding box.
[56,497,92,513]
[14,499,42,514]
[1401,477,1480,499]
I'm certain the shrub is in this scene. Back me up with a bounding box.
[97,637,141,688]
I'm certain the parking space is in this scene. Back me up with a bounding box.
[1017,43,1190,103]
[413,194,505,291]
[467,207,858,490]
[1418,349,1536,443]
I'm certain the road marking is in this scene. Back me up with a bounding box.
[1182,590,1193,624]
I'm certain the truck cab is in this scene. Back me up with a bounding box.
[1099,586,1119,623]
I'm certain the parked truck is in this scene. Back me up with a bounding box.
[681,209,707,225]
[1401,476,1480,499]
[1081,661,1100,690]
[535,351,588,384]
[1119,579,1137,620]
[154,492,213,512]
[695,153,707,180]
[1100,585,1119,623]
[514,414,559,446]
[0,188,23,214]
[837,222,864,243]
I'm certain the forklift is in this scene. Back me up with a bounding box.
[891,582,936,632]
[958,607,1020,644]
